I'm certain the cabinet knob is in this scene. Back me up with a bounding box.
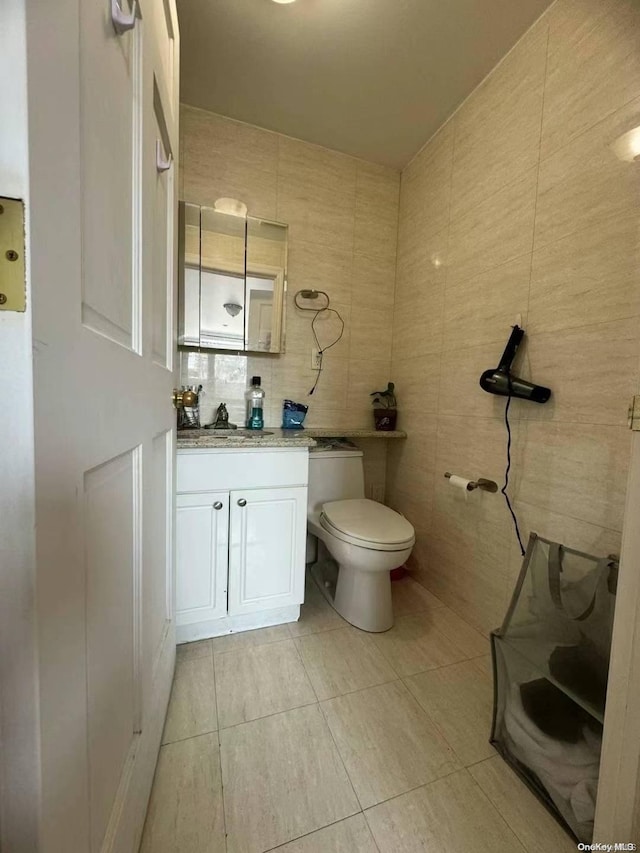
[213,501,223,510]
[237,498,247,507]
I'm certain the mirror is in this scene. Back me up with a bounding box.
[178,202,288,353]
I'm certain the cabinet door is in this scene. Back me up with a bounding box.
[228,487,306,615]
[176,492,229,625]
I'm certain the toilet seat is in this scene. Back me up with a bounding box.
[320,498,415,552]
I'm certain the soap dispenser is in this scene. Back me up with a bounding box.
[245,376,265,430]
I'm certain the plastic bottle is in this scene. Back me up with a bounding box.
[245,376,265,430]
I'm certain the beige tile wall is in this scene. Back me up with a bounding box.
[179,105,400,495]
[388,0,640,634]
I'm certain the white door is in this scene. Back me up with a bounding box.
[228,487,307,615]
[25,1,179,851]
[176,492,229,626]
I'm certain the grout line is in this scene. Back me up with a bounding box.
[275,132,281,222]
[159,728,220,748]
[361,764,469,833]
[175,651,213,665]
[217,698,320,734]
[520,311,640,340]
[536,86,640,171]
[289,620,349,641]
[317,697,366,814]
[423,115,457,586]
[525,14,551,335]
[464,766,530,850]
[218,739,229,853]
[160,724,219,748]
[292,633,366,818]
[392,652,480,682]
[261,811,367,853]
[429,411,633,429]
[318,676,404,707]
[212,632,294,659]
[400,674,495,770]
[211,650,229,852]
[362,807,381,849]
[212,647,223,732]
[513,496,625,536]
[291,634,321,703]
[215,699,327,736]
[464,753,499,772]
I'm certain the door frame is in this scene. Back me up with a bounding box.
[0,1,40,849]
[595,429,640,842]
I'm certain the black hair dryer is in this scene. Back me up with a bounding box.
[479,325,551,403]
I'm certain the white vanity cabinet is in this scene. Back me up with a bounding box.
[228,486,307,616]
[176,491,229,624]
[176,447,308,642]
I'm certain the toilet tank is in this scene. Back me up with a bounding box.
[307,448,365,515]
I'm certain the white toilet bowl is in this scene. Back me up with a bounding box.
[308,498,415,632]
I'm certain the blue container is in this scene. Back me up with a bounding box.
[282,399,308,429]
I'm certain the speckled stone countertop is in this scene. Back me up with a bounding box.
[177,428,317,449]
[176,427,407,449]
[301,428,407,439]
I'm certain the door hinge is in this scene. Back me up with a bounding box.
[0,197,26,312]
[628,395,640,431]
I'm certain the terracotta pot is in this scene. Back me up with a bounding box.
[373,408,397,431]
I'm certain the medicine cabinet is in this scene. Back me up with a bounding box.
[178,201,288,353]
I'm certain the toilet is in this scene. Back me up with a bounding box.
[306,442,415,632]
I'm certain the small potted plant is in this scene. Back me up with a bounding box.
[370,382,397,431]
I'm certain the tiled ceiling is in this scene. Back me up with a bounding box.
[177,0,554,168]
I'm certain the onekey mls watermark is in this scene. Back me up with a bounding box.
[577,845,637,851]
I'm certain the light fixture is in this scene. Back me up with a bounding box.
[223,302,243,317]
[213,197,248,217]
[610,126,640,162]
[271,0,297,4]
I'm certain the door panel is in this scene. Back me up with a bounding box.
[80,0,140,350]
[228,487,306,615]
[176,492,229,623]
[26,0,180,850]
[84,447,139,853]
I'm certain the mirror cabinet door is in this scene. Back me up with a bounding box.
[178,203,288,353]
[245,218,287,353]
[199,206,246,350]
[178,202,201,347]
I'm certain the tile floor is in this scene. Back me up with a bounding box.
[139,576,576,853]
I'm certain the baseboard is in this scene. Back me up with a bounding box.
[176,605,300,643]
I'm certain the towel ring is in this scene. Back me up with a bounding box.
[294,289,330,312]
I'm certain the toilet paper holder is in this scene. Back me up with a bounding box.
[444,472,499,493]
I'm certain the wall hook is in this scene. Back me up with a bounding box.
[156,140,172,173]
[111,0,137,34]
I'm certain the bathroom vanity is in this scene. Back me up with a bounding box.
[176,441,314,642]
[175,428,407,642]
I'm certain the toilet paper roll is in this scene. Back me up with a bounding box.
[448,475,472,498]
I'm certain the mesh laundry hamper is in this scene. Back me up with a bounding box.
[491,533,618,843]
